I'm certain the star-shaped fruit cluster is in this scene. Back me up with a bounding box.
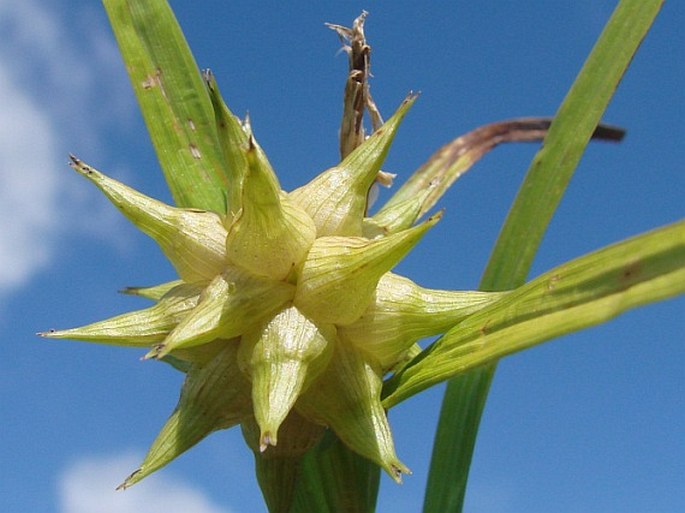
[41,79,504,488]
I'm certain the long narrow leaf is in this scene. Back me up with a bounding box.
[383,219,685,406]
[103,0,229,212]
[377,119,623,222]
[423,1,664,511]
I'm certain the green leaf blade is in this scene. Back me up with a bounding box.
[103,0,229,212]
[422,2,665,511]
[481,0,664,290]
[384,219,685,407]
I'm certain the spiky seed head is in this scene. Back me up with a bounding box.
[48,84,500,490]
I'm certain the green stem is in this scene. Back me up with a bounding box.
[423,1,664,511]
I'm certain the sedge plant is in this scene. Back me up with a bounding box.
[41,1,683,512]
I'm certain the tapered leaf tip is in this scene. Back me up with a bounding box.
[390,461,412,484]
[116,467,142,491]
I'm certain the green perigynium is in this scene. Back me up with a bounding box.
[40,65,507,488]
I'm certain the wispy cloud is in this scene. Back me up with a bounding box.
[0,0,133,293]
[59,452,234,513]
[0,69,58,288]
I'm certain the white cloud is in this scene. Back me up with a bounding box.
[0,69,58,288]
[59,452,234,513]
[0,0,133,293]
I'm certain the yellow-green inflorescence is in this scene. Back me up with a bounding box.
[41,78,505,488]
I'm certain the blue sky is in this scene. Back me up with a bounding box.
[1,1,683,512]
